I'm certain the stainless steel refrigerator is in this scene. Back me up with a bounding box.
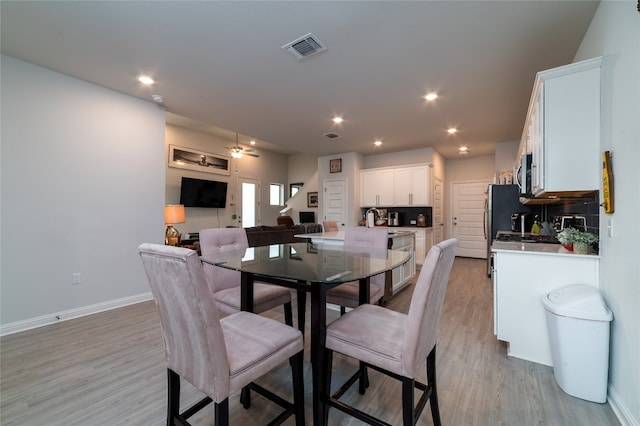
[485,184,533,276]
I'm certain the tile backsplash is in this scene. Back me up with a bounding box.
[546,195,600,236]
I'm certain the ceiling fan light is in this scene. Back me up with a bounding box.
[231,149,244,159]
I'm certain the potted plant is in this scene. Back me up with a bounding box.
[557,227,598,254]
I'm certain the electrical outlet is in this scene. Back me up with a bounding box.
[72,273,81,285]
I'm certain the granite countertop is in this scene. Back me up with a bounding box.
[491,241,600,258]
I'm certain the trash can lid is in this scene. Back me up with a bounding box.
[541,284,613,321]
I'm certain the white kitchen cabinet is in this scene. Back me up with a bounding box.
[522,57,602,198]
[390,232,415,295]
[390,227,433,266]
[361,168,394,207]
[393,166,429,206]
[361,164,430,207]
[492,246,599,366]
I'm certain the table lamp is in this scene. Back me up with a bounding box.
[164,204,185,246]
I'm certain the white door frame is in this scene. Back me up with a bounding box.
[237,176,260,227]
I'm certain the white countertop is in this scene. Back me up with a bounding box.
[491,241,600,258]
[295,229,415,240]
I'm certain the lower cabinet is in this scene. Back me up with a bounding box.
[389,233,416,298]
[393,227,433,266]
[493,249,599,366]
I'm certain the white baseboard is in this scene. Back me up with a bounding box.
[608,384,639,426]
[0,293,153,337]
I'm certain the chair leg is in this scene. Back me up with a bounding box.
[290,350,305,426]
[240,387,251,409]
[214,399,229,426]
[401,377,415,426]
[340,306,346,316]
[297,290,306,336]
[284,301,293,327]
[167,369,181,426]
[322,348,334,426]
[427,347,441,426]
[358,361,369,394]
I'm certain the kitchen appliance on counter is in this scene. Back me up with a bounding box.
[511,212,535,234]
[553,215,587,233]
[495,231,560,244]
[416,214,427,227]
[388,211,400,227]
[485,184,537,276]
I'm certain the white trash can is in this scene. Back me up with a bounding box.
[541,284,613,403]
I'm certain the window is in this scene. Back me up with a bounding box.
[270,183,284,206]
[290,182,303,198]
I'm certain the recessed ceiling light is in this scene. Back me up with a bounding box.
[137,75,155,85]
[374,140,382,146]
[424,92,438,101]
[332,117,343,124]
[447,128,458,134]
[459,146,468,152]
[250,140,256,145]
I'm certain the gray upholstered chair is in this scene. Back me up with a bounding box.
[322,220,339,231]
[138,243,304,426]
[199,228,294,326]
[323,238,458,426]
[326,227,387,313]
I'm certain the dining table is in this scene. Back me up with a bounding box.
[200,241,410,425]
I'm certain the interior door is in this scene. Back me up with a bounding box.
[238,177,260,227]
[433,176,444,244]
[451,180,491,258]
[323,178,347,227]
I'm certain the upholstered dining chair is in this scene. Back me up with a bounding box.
[322,238,458,426]
[322,220,339,232]
[326,227,388,314]
[138,243,304,426]
[199,228,294,326]
[277,215,295,227]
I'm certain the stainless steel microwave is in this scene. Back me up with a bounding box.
[516,153,532,196]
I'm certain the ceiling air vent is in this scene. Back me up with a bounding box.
[324,133,341,139]
[282,33,327,60]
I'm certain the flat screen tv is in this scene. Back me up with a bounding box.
[179,177,228,208]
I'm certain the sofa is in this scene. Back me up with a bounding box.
[245,223,322,247]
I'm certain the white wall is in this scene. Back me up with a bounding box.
[494,140,520,176]
[317,152,364,226]
[574,2,640,423]
[0,55,165,332]
[165,124,290,231]
[285,154,319,222]
[364,147,436,170]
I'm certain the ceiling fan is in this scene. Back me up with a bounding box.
[226,132,259,159]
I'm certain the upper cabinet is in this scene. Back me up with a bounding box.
[522,57,602,199]
[361,164,430,207]
[393,166,429,206]
[361,168,394,206]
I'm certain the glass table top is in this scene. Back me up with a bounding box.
[200,242,410,284]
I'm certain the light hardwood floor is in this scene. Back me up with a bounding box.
[1,258,619,425]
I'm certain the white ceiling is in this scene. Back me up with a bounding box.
[0,1,599,159]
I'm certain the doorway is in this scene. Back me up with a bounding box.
[323,178,348,227]
[451,180,491,258]
[238,177,260,227]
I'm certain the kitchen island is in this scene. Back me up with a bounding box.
[295,230,416,300]
[492,241,600,366]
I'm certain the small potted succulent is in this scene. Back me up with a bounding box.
[557,227,598,254]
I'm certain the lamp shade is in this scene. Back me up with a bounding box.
[164,204,185,225]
